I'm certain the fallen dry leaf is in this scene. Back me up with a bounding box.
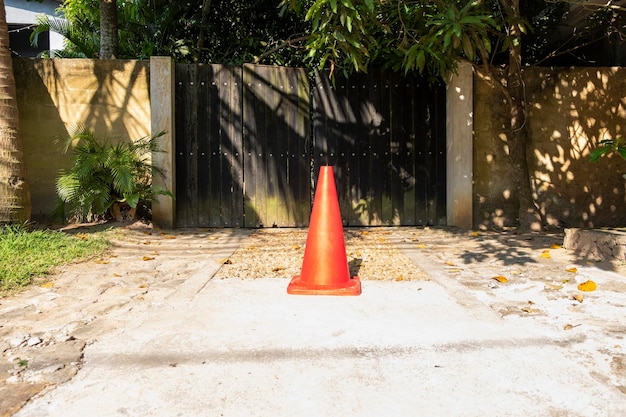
[396,275,404,281]
[521,307,539,314]
[93,259,110,264]
[577,280,597,292]
[470,231,480,237]
[113,273,122,277]
[565,267,578,273]
[416,244,427,249]
[163,235,176,239]
[40,282,54,288]
[550,243,562,249]
[139,283,148,288]
[223,259,233,265]
[540,251,551,259]
[445,260,455,266]
[492,275,508,283]
[573,294,584,303]
[142,256,155,261]
[143,241,151,245]
[272,267,285,272]
[292,245,300,250]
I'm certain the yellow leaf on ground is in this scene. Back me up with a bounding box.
[142,256,154,261]
[143,241,151,245]
[577,280,597,292]
[550,243,562,249]
[493,275,508,283]
[361,231,369,235]
[573,294,584,303]
[113,273,122,277]
[565,267,578,273]
[163,235,176,239]
[470,231,480,237]
[396,275,404,281]
[40,282,54,288]
[292,245,300,250]
[94,259,109,264]
[445,261,455,266]
[416,244,427,249]
[540,252,551,259]
[139,283,148,288]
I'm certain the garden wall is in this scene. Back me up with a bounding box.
[474,66,626,229]
[13,58,151,221]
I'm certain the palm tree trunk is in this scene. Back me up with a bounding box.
[0,0,31,223]
[99,0,118,59]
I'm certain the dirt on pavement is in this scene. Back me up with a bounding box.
[1,224,626,415]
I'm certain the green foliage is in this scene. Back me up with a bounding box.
[284,0,497,78]
[589,138,626,162]
[54,129,173,222]
[0,224,109,293]
[33,0,310,65]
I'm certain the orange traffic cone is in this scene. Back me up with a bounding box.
[287,166,361,295]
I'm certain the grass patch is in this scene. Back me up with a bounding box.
[0,224,110,294]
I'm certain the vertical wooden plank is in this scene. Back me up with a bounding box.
[205,64,222,227]
[432,80,447,224]
[413,77,430,225]
[174,63,199,228]
[196,64,211,227]
[378,70,393,225]
[174,64,189,227]
[389,72,408,225]
[293,69,311,226]
[243,64,260,227]
[221,65,244,227]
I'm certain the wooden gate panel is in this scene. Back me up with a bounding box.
[175,63,244,227]
[242,64,311,227]
[313,69,446,226]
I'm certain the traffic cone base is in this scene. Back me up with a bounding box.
[287,275,361,296]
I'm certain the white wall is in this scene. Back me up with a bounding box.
[6,0,65,51]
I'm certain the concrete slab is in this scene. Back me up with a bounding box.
[14,278,626,417]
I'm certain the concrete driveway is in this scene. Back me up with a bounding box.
[12,229,626,417]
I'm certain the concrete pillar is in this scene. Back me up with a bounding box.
[446,61,474,229]
[150,57,176,229]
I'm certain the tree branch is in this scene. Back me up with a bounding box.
[253,34,310,64]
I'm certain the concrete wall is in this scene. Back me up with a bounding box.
[13,58,151,221]
[475,67,626,229]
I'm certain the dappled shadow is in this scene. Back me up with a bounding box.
[313,70,446,226]
[174,64,446,228]
[474,66,626,230]
[14,58,152,222]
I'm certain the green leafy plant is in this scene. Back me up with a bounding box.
[54,129,173,222]
[589,138,626,162]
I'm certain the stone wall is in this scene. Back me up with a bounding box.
[13,58,151,221]
[474,67,626,229]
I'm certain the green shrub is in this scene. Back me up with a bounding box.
[54,129,173,222]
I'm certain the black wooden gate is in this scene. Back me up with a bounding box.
[175,64,445,228]
[313,70,446,226]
